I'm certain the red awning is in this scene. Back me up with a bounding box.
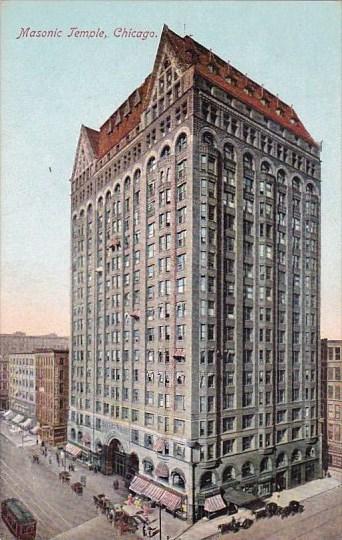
[153,438,166,452]
[160,491,182,511]
[130,476,149,495]
[144,483,164,502]
[155,462,169,478]
[173,349,185,357]
[204,494,226,512]
[65,443,82,458]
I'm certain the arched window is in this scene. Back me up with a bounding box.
[70,428,76,440]
[260,457,272,473]
[276,453,287,468]
[200,471,215,489]
[291,449,302,463]
[143,459,154,476]
[147,157,156,173]
[292,176,301,191]
[243,153,254,171]
[114,183,121,195]
[77,430,83,443]
[306,183,314,193]
[176,133,187,153]
[124,176,131,191]
[133,168,140,180]
[160,145,171,159]
[171,470,186,489]
[277,169,286,185]
[241,462,254,478]
[224,143,235,161]
[261,161,271,174]
[156,462,169,481]
[105,191,111,203]
[306,446,315,459]
[222,465,236,482]
[202,131,215,146]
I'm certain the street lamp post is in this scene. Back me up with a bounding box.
[158,504,162,540]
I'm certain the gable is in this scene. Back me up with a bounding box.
[71,125,98,180]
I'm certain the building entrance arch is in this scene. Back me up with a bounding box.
[101,437,127,476]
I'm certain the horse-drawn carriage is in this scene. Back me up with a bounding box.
[71,482,83,495]
[59,471,71,485]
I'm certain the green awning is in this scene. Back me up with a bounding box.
[224,488,259,507]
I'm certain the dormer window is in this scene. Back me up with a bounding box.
[208,63,218,74]
[261,98,270,107]
[244,86,254,96]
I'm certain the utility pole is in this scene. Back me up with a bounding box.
[159,504,162,540]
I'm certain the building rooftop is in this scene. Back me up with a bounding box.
[83,25,318,161]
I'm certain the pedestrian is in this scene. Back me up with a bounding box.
[49,456,52,465]
[36,438,39,446]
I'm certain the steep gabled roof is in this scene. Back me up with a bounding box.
[84,126,100,155]
[85,25,318,160]
[96,76,151,159]
[165,27,318,147]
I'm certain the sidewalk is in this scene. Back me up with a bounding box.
[27,443,188,539]
[173,476,342,540]
[0,419,36,448]
[266,476,341,505]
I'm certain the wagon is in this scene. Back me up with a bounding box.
[71,482,83,495]
[1,498,37,539]
[289,500,304,514]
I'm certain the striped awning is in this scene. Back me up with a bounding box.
[20,418,33,429]
[160,490,182,511]
[153,438,166,452]
[144,483,164,502]
[129,476,150,495]
[3,410,14,419]
[204,494,226,513]
[65,443,82,457]
[174,349,185,357]
[12,414,25,424]
[156,462,169,478]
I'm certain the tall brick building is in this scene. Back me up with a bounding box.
[69,26,321,520]
[35,349,69,446]
[321,340,342,471]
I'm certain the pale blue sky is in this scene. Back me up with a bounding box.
[1,1,341,338]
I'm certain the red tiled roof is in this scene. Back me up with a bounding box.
[88,26,318,159]
[96,76,152,159]
[166,27,318,147]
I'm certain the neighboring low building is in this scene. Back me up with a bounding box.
[0,355,9,410]
[35,349,69,446]
[8,353,36,418]
[0,332,68,416]
[321,339,342,471]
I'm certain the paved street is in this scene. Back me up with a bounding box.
[0,424,187,540]
[177,481,342,540]
[2,421,341,540]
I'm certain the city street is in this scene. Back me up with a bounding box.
[0,433,99,540]
[1,421,342,540]
[178,482,342,540]
[0,425,187,540]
